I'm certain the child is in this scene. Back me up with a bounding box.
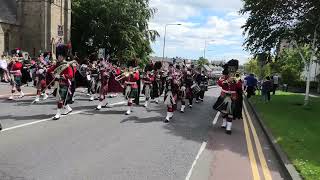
[261,76,272,102]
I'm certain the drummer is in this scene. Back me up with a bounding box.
[184,69,196,109]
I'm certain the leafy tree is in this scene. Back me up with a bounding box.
[71,0,159,65]
[240,0,320,53]
[197,57,209,67]
[277,47,310,84]
[244,58,271,79]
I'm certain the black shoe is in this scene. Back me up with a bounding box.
[226,130,232,135]
[95,107,101,111]
[164,119,170,123]
[0,123,2,131]
[221,126,226,129]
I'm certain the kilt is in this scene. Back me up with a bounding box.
[213,94,235,119]
[164,91,177,105]
[11,76,22,87]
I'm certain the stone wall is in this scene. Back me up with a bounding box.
[0,23,20,55]
[17,0,71,57]
[50,0,71,46]
[18,0,46,56]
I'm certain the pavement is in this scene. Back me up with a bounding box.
[0,84,288,180]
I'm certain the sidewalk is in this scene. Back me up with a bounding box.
[0,82,36,99]
[190,102,286,180]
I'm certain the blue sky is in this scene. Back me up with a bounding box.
[149,0,251,64]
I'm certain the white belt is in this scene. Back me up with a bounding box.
[221,89,236,94]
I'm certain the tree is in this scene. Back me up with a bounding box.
[244,58,271,79]
[241,0,320,105]
[71,0,159,65]
[277,47,309,84]
[197,57,209,67]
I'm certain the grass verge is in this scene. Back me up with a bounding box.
[250,91,320,180]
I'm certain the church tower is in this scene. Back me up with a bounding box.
[17,0,71,56]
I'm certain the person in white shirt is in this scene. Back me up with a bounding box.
[0,55,10,82]
[272,74,280,95]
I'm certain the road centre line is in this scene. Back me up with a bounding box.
[185,142,207,180]
[244,103,272,180]
[212,111,221,125]
[243,110,261,180]
[0,101,127,133]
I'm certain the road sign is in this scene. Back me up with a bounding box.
[58,25,64,36]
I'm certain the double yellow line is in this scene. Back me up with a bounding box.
[243,102,272,180]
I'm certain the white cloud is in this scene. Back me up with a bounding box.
[149,0,251,63]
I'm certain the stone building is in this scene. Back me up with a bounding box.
[0,0,71,56]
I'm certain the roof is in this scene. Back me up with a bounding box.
[0,0,17,24]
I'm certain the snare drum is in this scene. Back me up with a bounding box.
[191,83,201,95]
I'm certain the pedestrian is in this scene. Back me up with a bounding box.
[272,74,280,95]
[261,76,272,102]
[0,55,9,82]
[244,74,257,98]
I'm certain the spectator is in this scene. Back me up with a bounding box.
[244,74,258,98]
[272,74,280,95]
[262,76,272,102]
[0,55,10,82]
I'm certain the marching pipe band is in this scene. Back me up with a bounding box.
[4,52,247,134]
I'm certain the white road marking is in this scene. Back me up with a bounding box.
[212,112,220,125]
[185,142,207,180]
[1,101,127,133]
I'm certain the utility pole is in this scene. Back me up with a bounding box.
[162,24,182,62]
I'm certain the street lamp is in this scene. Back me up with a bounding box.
[162,23,182,62]
[204,40,215,59]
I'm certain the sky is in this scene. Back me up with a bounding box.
[149,0,251,64]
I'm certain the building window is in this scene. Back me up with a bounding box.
[4,32,10,53]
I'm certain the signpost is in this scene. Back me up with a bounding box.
[58,25,64,37]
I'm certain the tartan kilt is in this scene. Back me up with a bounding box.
[10,76,22,87]
[55,85,72,103]
[129,88,138,99]
[213,94,235,118]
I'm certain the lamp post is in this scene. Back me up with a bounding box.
[162,23,182,62]
[204,40,215,59]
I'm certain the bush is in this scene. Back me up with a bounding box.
[288,81,318,89]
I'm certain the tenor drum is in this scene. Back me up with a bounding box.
[191,84,201,95]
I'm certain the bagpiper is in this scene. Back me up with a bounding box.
[8,57,25,100]
[123,62,140,115]
[48,52,75,120]
[142,63,154,108]
[163,64,180,123]
[213,59,241,135]
[95,59,114,110]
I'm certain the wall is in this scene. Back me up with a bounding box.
[0,23,20,55]
[50,0,71,45]
[18,0,46,56]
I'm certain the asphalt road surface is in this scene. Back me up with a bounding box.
[0,87,287,180]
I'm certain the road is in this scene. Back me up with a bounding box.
[0,86,287,180]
